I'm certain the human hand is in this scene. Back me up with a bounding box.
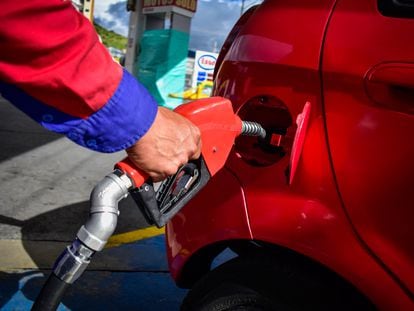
[126,106,201,182]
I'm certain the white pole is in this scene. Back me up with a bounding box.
[125,0,145,75]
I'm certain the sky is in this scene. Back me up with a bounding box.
[94,0,259,52]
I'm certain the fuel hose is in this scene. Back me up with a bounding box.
[31,274,69,311]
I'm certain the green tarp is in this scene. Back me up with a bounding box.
[137,29,189,109]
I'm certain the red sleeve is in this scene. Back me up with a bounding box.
[0,0,122,119]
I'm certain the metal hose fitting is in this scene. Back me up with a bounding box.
[241,121,267,139]
[52,170,133,284]
[52,239,94,284]
[77,171,133,251]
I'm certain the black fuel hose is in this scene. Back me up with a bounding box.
[31,273,69,311]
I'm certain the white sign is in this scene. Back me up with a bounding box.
[192,50,219,88]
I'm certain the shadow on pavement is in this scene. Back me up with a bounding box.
[0,269,186,310]
[0,196,150,258]
[0,98,63,163]
[0,196,188,310]
[0,271,19,307]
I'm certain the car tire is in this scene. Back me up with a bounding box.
[181,252,375,311]
[182,281,288,311]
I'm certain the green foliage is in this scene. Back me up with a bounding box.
[94,22,127,51]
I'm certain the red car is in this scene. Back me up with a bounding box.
[166,0,414,310]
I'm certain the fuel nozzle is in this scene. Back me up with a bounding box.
[33,97,268,311]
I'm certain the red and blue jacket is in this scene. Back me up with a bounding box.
[0,0,157,153]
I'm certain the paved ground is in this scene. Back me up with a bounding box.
[0,97,187,310]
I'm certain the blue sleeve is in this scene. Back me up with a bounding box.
[0,69,158,153]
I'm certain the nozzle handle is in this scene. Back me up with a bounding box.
[115,158,149,188]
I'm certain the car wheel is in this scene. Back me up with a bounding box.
[182,281,288,311]
[181,252,375,311]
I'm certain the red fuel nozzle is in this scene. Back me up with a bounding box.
[116,97,244,184]
[115,158,148,188]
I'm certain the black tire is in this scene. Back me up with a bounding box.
[181,253,376,311]
[183,281,287,311]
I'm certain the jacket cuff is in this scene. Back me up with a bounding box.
[66,69,158,152]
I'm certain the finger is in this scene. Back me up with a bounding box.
[192,139,202,159]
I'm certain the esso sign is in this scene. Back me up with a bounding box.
[192,50,219,88]
[198,55,217,71]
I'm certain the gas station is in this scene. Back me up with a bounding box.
[125,0,198,108]
[2,0,414,310]
[0,0,268,310]
[76,0,220,107]
[72,0,221,108]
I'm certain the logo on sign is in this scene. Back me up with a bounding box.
[198,54,217,71]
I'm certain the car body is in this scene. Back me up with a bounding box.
[166,0,414,310]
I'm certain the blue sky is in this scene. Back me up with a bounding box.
[94,0,260,52]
